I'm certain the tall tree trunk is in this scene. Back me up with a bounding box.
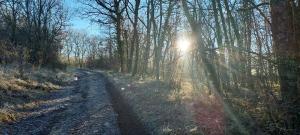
[155,1,174,80]
[216,0,231,90]
[128,30,134,72]
[243,0,253,88]
[270,0,300,133]
[223,0,243,88]
[132,0,141,76]
[124,29,129,72]
[212,0,222,47]
[151,0,158,76]
[142,0,152,77]
[116,12,124,72]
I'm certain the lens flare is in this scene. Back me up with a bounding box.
[176,38,190,53]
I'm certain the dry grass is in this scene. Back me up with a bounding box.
[106,72,203,135]
[0,64,74,123]
[0,65,73,92]
[0,110,16,123]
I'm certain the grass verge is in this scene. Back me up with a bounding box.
[0,65,74,123]
[105,71,203,135]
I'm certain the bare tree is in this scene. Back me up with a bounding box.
[80,0,126,72]
[0,0,67,68]
[154,0,175,80]
[125,0,141,75]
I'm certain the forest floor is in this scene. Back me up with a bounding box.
[0,67,147,135]
[105,71,226,135]
[0,66,229,135]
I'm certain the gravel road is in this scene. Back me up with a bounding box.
[1,70,121,135]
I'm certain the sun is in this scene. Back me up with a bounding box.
[176,38,191,53]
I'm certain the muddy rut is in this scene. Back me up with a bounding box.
[1,70,147,135]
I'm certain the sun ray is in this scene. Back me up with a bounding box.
[176,38,191,53]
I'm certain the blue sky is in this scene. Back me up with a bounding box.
[64,0,102,36]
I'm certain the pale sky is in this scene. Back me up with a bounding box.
[63,0,102,36]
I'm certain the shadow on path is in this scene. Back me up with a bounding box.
[105,76,149,135]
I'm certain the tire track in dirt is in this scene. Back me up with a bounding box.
[1,69,149,135]
[105,77,149,135]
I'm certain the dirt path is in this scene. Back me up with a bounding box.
[1,70,147,135]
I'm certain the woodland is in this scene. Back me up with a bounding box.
[0,0,299,134]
